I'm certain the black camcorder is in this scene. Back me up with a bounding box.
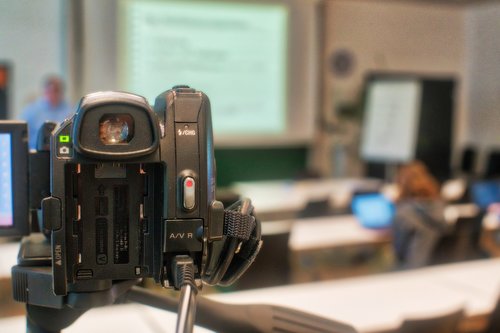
[46,87,226,295]
[2,86,261,296]
[0,87,359,333]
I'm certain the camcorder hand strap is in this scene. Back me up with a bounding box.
[223,210,256,239]
[220,209,262,286]
[208,198,263,286]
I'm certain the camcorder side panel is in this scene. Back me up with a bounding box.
[154,86,217,287]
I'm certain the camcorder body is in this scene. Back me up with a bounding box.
[0,86,262,306]
[0,88,359,333]
[45,87,225,295]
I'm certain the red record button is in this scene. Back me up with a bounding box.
[183,177,196,210]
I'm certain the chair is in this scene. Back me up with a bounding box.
[483,296,500,333]
[373,309,464,333]
[298,198,334,218]
[459,145,478,176]
[430,215,486,265]
[398,309,464,333]
[484,150,500,179]
[232,227,291,290]
[392,211,486,269]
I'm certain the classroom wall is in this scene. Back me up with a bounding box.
[80,0,118,97]
[464,2,500,171]
[0,0,66,119]
[315,0,467,176]
[2,0,498,181]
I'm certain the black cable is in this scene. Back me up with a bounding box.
[176,283,196,333]
[172,255,198,333]
[126,286,357,333]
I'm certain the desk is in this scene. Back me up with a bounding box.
[233,178,382,220]
[0,259,498,333]
[0,242,26,317]
[286,203,481,252]
[0,303,215,333]
[289,215,390,251]
[0,242,19,278]
[209,258,500,333]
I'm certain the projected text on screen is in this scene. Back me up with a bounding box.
[119,0,289,137]
[0,133,13,227]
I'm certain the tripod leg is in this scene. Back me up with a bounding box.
[26,304,85,333]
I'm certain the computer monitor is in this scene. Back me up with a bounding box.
[471,181,500,210]
[0,122,29,236]
[0,133,13,227]
[351,193,395,229]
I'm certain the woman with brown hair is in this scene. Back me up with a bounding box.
[396,161,441,200]
[392,161,450,268]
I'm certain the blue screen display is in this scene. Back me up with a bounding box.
[471,181,500,209]
[0,134,13,227]
[352,193,395,229]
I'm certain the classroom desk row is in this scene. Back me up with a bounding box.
[232,177,482,223]
[262,202,481,253]
[0,258,499,333]
[232,178,383,219]
[210,258,500,332]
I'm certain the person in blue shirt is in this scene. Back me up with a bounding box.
[20,75,73,149]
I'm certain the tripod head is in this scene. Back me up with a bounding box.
[13,195,262,333]
[12,234,357,333]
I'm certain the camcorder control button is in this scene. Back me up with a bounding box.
[164,219,203,252]
[172,85,194,92]
[183,176,196,210]
[41,197,62,231]
[59,146,70,155]
[55,126,73,159]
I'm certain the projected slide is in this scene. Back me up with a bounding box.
[0,134,13,227]
[119,0,289,137]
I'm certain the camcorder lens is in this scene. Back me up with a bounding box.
[99,114,134,145]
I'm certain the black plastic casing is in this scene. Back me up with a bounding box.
[45,89,221,296]
[153,87,218,286]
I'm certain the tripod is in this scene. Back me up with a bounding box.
[12,234,358,333]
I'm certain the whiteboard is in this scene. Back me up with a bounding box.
[360,79,422,163]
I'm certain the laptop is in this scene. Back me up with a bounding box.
[351,193,395,229]
[471,181,500,209]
